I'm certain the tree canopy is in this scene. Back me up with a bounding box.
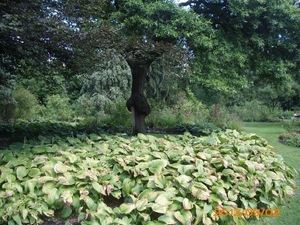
[2,0,300,129]
[181,0,300,100]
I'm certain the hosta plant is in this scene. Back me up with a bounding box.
[0,130,297,225]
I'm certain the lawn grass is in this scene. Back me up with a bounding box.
[243,122,300,225]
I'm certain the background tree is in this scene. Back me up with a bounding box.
[181,0,300,107]
[102,0,213,134]
[76,52,132,117]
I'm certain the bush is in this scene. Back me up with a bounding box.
[231,100,283,122]
[279,132,300,147]
[0,130,296,224]
[73,94,100,118]
[45,94,74,121]
[146,93,211,129]
[12,87,45,120]
[282,119,300,132]
[100,99,131,127]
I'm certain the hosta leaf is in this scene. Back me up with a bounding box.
[136,198,148,211]
[174,210,193,225]
[53,162,68,174]
[28,168,41,178]
[245,161,255,174]
[222,168,235,176]
[149,159,168,174]
[265,171,279,180]
[43,209,55,217]
[60,206,72,219]
[12,214,22,225]
[144,221,166,225]
[264,177,273,193]
[154,174,167,189]
[155,193,173,206]
[85,196,97,210]
[191,187,210,200]
[21,207,29,220]
[92,181,106,195]
[16,166,28,180]
[176,175,192,189]
[198,178,213,186]
[44,188,59,205]
[151,203,168,214]
[212,186,227,200]
[61,190,73,206]
[6,174,16,183]
[259,196,270,205]
[228,190,238,201]
[112,217,133,225]
[283,185,294,196]
[178,165,194,175]
[116,203,136,214]
[182,198,193,210]
[202,214,212,225]
[158,211,177,224]
[203,202,212,215]
[138,189,154,200]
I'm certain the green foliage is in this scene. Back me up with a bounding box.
[230,100,283,122]
[147,92,211,129]
[0,130,297,224]
[44,95,75,122]
[145,55,189,104]
[279,132,300,147]
[12,87,45,120]
[282,118,300,132]
[77,53,131,113]
[0,67,16,121]
[101,99,132,127]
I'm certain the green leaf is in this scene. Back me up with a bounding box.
[182,198,193,210]
[16,166,28,180]
[136,198,148,211]
[28,168,41,178]
[155,193,173,206]
[151,203,168,214]
[174,210,193,225]
[178,165,194,175]
[116,203,136,214]
[158,211,177,224]
[149,159,168,174]
[6,174,16,183]
[60,206,72,219]
[12,214,22,225]
[85,196,97,210]
[44,188,59,205]
[175,175,192,189]
[222,168,235,176]
[92,181,106,195]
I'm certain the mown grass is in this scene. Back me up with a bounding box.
[243,122,300,225]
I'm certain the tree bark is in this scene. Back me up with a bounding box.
[126,60,151,135]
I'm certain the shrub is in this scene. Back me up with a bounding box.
[279,132,300,147]
[0,130,296,224]
[100,99,131,127]
[73,94,99,118]
[12,87,45,120]
[282,119,300,132]
[231,100,283,122]
[45,94,74,121]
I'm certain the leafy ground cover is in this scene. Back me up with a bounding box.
[243,122,300,225]
[0,129,297,225]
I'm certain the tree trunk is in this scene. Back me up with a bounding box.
[126,60,151,135]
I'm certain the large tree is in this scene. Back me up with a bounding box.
[181,0,300,104]
[1,0,213,133]
[101,0,213,134]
